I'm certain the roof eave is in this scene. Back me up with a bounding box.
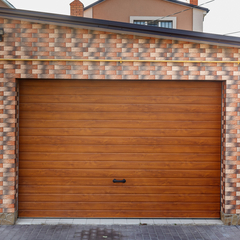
[0,8,238,48]
[84,0,209,12]
[84,0,105,11]
[163,0,209,13]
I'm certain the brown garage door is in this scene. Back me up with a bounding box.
[19,80,221,218]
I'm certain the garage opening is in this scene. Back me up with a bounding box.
[18,80,221,218]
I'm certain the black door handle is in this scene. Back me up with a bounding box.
[113,179,126,183]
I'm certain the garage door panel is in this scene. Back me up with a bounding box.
[20,128,221,137]
[20,79,222,89]
[20,86,221,97]
[20,94,221,105]
[18,210,220,218]
[20,103,221,113]
[20,111,221,121]
[19,144,221,153]
[20,169,220,178]
[20,120,221,129]
[19,80,221,218]
[19,152,221,162]
[19,202,220,211]
[20,161,220,170]
[19,186,220,194]
[20,136,220,146]
[19,194,221,203]
[19,177,221,186]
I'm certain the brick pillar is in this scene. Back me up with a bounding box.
[70,0,84,17]
[190,0,198,5]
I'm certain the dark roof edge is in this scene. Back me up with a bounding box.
[0,7,238,48]
[164,0,209,12]
[84,0,105,11]
[84,0,209,12]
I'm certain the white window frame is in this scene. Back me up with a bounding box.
[130,16,177,29]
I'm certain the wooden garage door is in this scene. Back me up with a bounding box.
[19,80,221,218]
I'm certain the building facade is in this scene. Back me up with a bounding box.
[0,7,239,225]
[79,0,209,32]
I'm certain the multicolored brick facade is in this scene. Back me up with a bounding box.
[0,16,240,225]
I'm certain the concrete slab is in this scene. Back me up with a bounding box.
[15,218,223,226]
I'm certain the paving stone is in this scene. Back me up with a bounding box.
[1,224,240,239]
[11,226,29,240]
[35,225,51,239]
[164,234,175,240]
[43,225,58,240]
[19,225,35,240]
[26,225,43,240]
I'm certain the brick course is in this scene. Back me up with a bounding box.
[0,17,240,224]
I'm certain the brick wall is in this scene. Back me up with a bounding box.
[0,17,240,224]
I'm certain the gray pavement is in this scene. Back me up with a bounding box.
[0,224,240,240]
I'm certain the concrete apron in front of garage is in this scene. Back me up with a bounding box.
[16,218,223,225]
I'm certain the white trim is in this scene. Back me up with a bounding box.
[192,8,204,32]
[130,16,176,29]
[84,8,93,18]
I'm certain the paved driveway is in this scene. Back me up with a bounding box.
[1,224,240,240]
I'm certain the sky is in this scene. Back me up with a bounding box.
[8,0,240,37]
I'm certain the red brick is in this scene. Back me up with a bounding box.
[21,42,32,47]
[5,209,15,213]
[6,141,15,146]
[229,209,237,214]
[5,150,15,155]
[146,75,155,80]
[5,69,15,74]
[3,159,15,164]
[21,33,32,38]
[104,70,116,75]
[3,195,15,200]
[3,204,14,209]
[24,28,38,34]
[38,33,50,38]
[5,23,16,28]
[6,132,15,137]
[6,177,15,182]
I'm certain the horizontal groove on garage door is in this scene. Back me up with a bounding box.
[19,80,221,218]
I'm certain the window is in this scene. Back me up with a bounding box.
[160,21,173,28]
[130,16,176,29]
[133,20,173,28]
